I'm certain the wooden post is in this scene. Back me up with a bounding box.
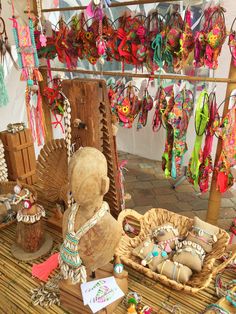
[206,59,236,225]
[32,0,53,142]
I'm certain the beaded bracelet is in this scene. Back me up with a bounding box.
[7,122,26,134]
[203,303,230,314]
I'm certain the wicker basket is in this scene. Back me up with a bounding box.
[117,208,236,294]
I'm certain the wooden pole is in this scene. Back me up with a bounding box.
[32,0,53,142]
[37,0,178,13]
[39,67,236,84]
[206,59,236,225]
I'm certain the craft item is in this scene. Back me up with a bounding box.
[117,208,234,294]
[12,183,45,253]
[81,276,124,313]
[194,5,226,69]
[0,2,17,107]
[25,86,45,146]
[0,128,36,185]
[165,8,184,71]
[35,0,47,47]
[215,102,236,193]
[110,83,141,128]
[168,88,194,178]
[0,140,8,182]
[151,223,179,250]
[198,92,219,193]
[187,217,219,253]
[0,64,8,107]
[31,273,62,307]
[229,18,236,67]
[113,256,125,277]
[62,78,122,216]
[36,139,68,214]
[132,237,167,271]
[62,147,122,283]
[7,122,26,133]
[203,303,230,314]
[162,89,175,177]
[32,252,59,282]
[179,8,194,67]
[60,201,109,284]
[137,88,153,130]
[10,5,42,84]
[157,260,192,284]
[204,6,226,69]
[173,240,205,272]
[187,90,209,187]
[145,10,163,73]
[0,196,11,222]
[152,86,166,132]
[229,219,236,245]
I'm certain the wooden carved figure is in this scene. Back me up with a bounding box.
[13,181,45,253]
[60,147,122,285]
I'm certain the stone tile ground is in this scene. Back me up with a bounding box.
[119,151,236,230]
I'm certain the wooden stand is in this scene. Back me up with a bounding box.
[11,232,53,261]
[60,264,128,314]
[16,220,44,253]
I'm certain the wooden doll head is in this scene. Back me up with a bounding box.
[68,147,110,209]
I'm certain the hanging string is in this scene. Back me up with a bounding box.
[11,0,15,17]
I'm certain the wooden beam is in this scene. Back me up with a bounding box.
[206,59,236,225]
[41,0,178,13]
[32,0,53,142]
[39,66,235,84]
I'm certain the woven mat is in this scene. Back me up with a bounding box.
[0,223,234,314]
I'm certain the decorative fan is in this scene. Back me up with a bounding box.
[36,139,68,206]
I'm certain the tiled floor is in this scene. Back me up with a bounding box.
[119,151,236,230]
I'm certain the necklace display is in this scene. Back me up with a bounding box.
[59,201,109,284]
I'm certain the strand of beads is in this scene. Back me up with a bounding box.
[60,91,72,206]
[0,140,8,182]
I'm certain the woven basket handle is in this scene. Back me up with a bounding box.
[117,209,143,239]
[212,244,236,276]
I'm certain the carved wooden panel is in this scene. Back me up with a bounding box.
[62,78,121,216]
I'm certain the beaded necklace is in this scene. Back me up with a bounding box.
[59,201,109,284]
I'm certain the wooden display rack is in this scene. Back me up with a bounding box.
[60,264,128,314]
[33,0,235,227]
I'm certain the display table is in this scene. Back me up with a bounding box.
[0,223,229,314]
